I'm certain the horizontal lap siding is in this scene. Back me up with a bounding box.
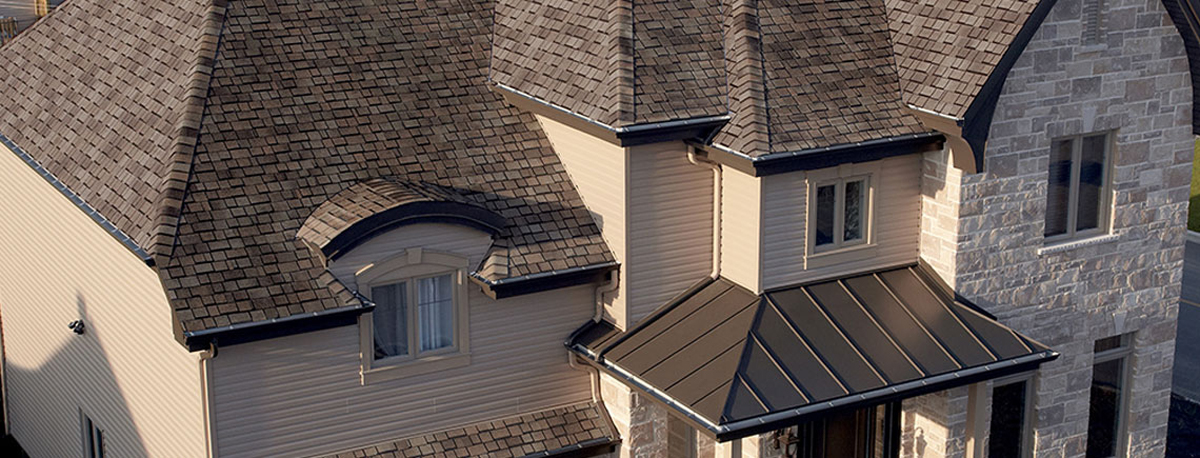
[761,155,922,289]
[210,285,595,458]
[0,146,206,458]
[721,169,763,292]
[535,114,628,326]
[626,142,713,324]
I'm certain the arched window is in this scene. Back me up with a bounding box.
[356,248,472,383]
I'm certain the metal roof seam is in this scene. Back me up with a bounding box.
[903,266,999,360]
[797,285,890,385]
[747,331,814,403]
[870,272,964,368]
[837,278,926,377]
[761,294,851,396]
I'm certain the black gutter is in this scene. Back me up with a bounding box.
[492,83,731,147]
[181,302,371,351]
[958,0,1059,170]
[472,261,619,300]
[0,133,156,267]
[522,437,619,458]
[692,132,945,177]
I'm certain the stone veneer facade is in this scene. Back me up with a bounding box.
[600,0,1191,456]
[912,0,1192,456]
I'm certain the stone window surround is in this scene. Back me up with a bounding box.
[805,161,881,270]
[356,248,472,384]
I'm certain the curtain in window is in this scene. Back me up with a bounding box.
[371,283,408,359]
[419,274,454,351]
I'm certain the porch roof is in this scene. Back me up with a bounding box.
[568,264,1058,441]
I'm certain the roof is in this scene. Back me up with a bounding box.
[1163,0,1200,134]
[0,0,615,338]
[318,402,618,458]
[570,265,1058,440]
[885,0,1044,118]
[713,0,927,157]
[493,0,1052,158]
[491,0,728,127]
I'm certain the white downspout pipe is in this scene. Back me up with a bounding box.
[198,343,218,458]
[687,146,722,280]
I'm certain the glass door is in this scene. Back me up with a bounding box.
[777,402,901,458]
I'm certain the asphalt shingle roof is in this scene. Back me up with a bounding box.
[0,0,614,333]
[319,402,617,458]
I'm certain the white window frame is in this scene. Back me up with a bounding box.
[357,248,471,384]
[1044,132,1114,244]
[985,372,1036,458]
[1088,334,1133,458]
[806,163,878,261]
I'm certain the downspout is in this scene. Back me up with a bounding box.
[593,270,619,323]
[687,146,722,279]
[567,351,603,403]
[198,341,218,458]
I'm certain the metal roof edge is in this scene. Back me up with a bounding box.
[181,302,371,351]
[0,132,156,267]
[693,132,944,177]
[471,261,620,299]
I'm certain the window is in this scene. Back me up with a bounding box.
[83,414,104,458]
[356,248,471,382]
[1087,334,1132,458]
[1045,133,1111,241]
[371,273,456,360]
[812,177,870,252]
[988,374,1034,458]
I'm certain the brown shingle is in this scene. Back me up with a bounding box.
[317,402,617,458]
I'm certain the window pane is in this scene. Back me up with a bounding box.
[1046,139,1074,237]
[371,283,408,359]
[418,274,454,352]
[988,380,1028,458]
[1087,358,1125,458]
[815,184,836,246]
[1076,134,1107,231]
[844,180,865,243]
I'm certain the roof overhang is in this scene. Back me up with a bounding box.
[493,83,731,147]
[690,132,945,177]
[569,265,1059,441]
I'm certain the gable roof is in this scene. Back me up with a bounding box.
[0,0,615,341]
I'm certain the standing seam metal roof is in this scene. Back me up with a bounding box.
[570,265,1058,440]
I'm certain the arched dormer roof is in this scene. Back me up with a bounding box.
[298,178,506,260]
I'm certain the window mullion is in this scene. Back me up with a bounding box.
[1067,138,1082,237]
[409,279,419,357]
[834,181,846,247]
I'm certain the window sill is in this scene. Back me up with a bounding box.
[1037,234,1119,256]
[806,243,878,269]
[361,352,471,385]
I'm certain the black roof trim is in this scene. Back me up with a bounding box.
[959,0,1059,170]
[472,261,620,299]
[493,83,730,147]
[324,201,506,260]
[0,132,156,267]
[1163,0,1200,135]
[693,132,944,177]
[182,302,371,351]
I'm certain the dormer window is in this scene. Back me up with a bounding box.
[814,177,869,251]
[356,248,472,383]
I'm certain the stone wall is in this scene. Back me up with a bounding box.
[916,0,1192,455]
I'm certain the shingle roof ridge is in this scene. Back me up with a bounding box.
[151,0,230,264]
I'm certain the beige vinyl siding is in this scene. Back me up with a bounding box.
[626,142,714,323]
[761,155,922,289]
[720,168,763,292]
[209,284,594,458]
[536,114,629,326]
[0,145,206,457]
[328,223,493,290]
